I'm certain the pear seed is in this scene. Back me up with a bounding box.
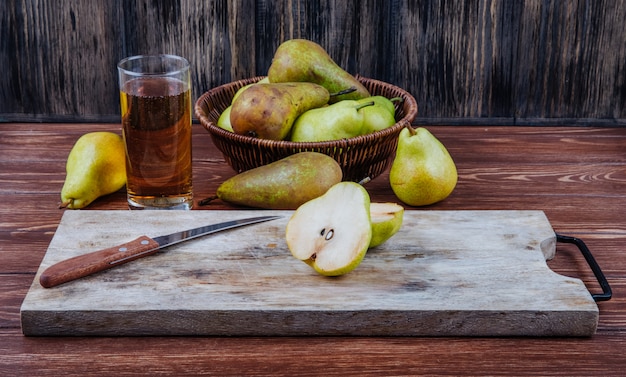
[325,229,334,241]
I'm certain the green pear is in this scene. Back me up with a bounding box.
[369,202,404,248]
[389,126,458,206]
[216,105,234,132]
[200,152,342,209]
[290,100,374,142]
[267,39,370,103]
[230,82,330,140]
[286,181,372,276]
[356,96,402,135]
[366,96,402,115]
[60,132,126,209]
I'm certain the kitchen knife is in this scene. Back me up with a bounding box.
[39,215,281,288]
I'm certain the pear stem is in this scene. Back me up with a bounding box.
[198,195,219,206]
[405,123,418,136]
[358,177,372,185]
[355,101,375,111]
[58,200,71,209]
[329,87,357,97]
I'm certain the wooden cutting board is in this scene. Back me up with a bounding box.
[21,210,598,337]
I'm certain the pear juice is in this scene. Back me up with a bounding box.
[120,76,193,209]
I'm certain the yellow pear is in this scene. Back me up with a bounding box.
[369,202,404,247]
[60,132,126,209]
[389,126,457,206]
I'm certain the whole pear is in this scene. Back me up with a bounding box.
[290,100,373,142]
[216,106,234,132]
[216,78,271,133]
[364,96,402,115]
[267,39,370,103]
[232,76,270,104]
[356,96,398,135]
[203,152,343,209]
[389,126,457,206]
[60,132,126,209]
[230,82,330,140]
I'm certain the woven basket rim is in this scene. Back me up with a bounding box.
[194,76,418,148]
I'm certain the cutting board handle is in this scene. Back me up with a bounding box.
[556,233,612,302]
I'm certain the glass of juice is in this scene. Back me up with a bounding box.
[117,55,193,210]
[117,54,193,210]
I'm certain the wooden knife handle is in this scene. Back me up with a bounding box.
[39,236,160,288]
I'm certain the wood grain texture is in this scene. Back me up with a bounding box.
[20,209,599,337]
[1,122,626,374]
[1,1,626,125]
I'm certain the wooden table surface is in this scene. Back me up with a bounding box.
[1,122,625,375]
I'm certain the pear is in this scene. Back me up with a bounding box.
[389,126,458,206]
[286,182,372,276]
[357,96,400,135]
[216,106,234,132]
[60,132,126,209]
[230,82,330,140]
[232,77,270,104]
[366,96,402,115]
[267,39,370,103]
[369,202,404,247]
[200,152,342,209]
[216,78,271,133]
[290,100,374,142]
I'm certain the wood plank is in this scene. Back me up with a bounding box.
[0,1,123,119]
[2,330,626,376]
[2,2,626,123]
[0,274,33,329]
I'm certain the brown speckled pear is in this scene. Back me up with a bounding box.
[230,82,330,140]
[207,152,342,209]
[268,39,370,103]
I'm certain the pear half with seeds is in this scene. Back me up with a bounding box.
[286,182,372,276]
[369,202,404,248]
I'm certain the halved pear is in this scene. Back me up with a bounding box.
[285,182,372,276]
[369,202,404,248]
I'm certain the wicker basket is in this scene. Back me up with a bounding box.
[195,76,418,182]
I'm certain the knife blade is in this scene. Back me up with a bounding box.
[39,215,281,288]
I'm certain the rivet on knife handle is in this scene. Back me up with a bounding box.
[39,236,160,288]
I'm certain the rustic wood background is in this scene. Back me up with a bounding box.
[1,0,625,126]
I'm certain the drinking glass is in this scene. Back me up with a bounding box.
[117,54,193,210]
